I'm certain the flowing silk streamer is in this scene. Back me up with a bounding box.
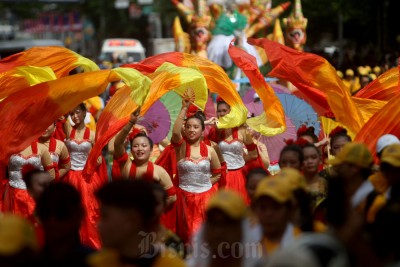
[355,93,400,157]
[0,68,142,163]
[142,62,207,113]
[249,38,370,133]
[83,63,209,176]
[355,67,399,101]
[0,66,57,101]
[228,41,286,136]
[124,52,248,128]
[320,117,356,141]
[0,46,98,77]
[82,67,152,177]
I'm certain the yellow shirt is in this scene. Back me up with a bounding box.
[261,226,302,255]
[369,172,388,194]
[88,248,186,267]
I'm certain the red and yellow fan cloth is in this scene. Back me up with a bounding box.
[0,47,99,101]
[249,38,399,157]
[0,67,148,163]
[227,40,286,136]
[248,38,396,135]
[124,52,249,129]
[83,62,209,176]
[85,53,258,176]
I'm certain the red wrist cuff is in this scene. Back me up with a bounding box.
[245,143,257,151]
[114,152,129,164]
[165,187,177,197]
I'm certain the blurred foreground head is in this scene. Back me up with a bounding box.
[0,214,38,266]
[36,182,83,244]
[95,180,158,250]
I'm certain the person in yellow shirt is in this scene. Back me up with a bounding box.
[0,215,39,265]
[188,190,262,267]
[278,168,315,232]
[342,69,354,92]
[89,180,186,267]
[366,144,400,223]
[328,143,375,216]
[370,134,400,193]
[253,178,301,256]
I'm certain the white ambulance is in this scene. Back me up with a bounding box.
[99,38,146,64]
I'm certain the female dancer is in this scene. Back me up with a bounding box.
[246,127,270,173]
[113,108,176,205]
[319,127,352,180]
[39,123,71,179]
[279,141,304,171]
[302,142,327,207]
[208,98,258,202]
[173,100,222,243]
[64,103,106,249]
[3,142,55,217]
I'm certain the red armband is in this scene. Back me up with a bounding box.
[211,167,223,175]
[44,165,54,171]
[245,143,257,151]
[114,152,129,164]
[165,186,177,197]
[60,156,70,165]
[220,162,227,171]
[171,138,183,147]
[218,162,227,188]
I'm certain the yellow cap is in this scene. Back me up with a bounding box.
[254,178,293,203]
[277,167,307,191]
[336,70,343,79]
[206,190,247,219]
[381,144,400,167]
[373,66,381,74]
[365,65,372,73]
[345,69,354,76]
[357,66,369,76]
[0,214,38,256]
[369,73,377,80]
[328,142,373,168]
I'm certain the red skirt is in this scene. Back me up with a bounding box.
[1,184,35,218]
[176,187,216,243]
[160,202,177,233]
[225,168,250,204]
[64,170,104,249]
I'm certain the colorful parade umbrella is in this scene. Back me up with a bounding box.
[276,93,320,135]
[205,96,216,119]
[231,77,278,84]
[259,116,297,162]
[242,84,291,103]
[137,100,171,144]
[159,91,182,140]
[246,101,263,117]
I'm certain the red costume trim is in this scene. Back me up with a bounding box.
[218,127,239,142]
[165,187,177,197]
[49,138,57,153]
[171,138,184,147]
[211,168,223,175]
[114,152,129,164]
[185,140,208,158]
[329,126,347,138]
[70,127,90,140]
[128,128,143,142]
[245,143,257,151]
[31,141,38,154]
[129,161,154,182]
[60,157,70,164]
[43,165,54,171]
